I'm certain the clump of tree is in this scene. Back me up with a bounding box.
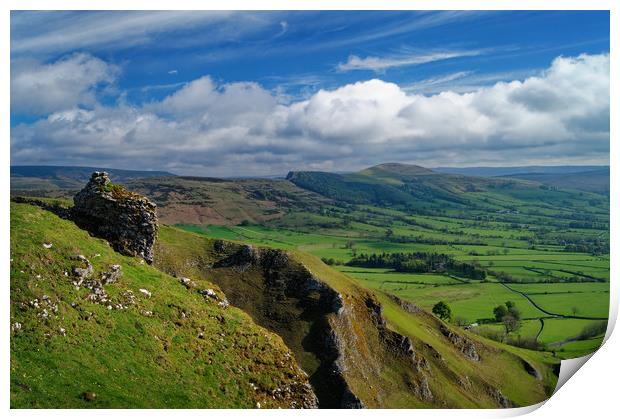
[321,257,343,266]
[493,301,522,334]
[576,321,607,340]
[563,240,609,255]
[432,301,452,321]
[346,251,486,280]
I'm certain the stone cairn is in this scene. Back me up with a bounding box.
[72,172,158,263]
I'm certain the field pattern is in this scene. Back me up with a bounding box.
[177,169,609,359]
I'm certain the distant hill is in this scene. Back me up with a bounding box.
[501,168,610,195]
[359,163,435,178]
[10,165,176,191]
[434,165,608,177]
[434,165,609,194]
[11,162,609,226]
[286,163,533,208]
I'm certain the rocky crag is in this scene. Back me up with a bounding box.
[72,172,158,263]
[156,241,463,407]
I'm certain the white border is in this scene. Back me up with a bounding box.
[2,2,616,418]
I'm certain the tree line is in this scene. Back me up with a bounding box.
[346,251,486,280]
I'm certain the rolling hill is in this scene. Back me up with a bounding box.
[434,165,609,194]
[285,163,606,212]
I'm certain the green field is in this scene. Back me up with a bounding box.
[176,175,609,360]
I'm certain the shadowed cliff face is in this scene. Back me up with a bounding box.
[72,172,158,263]
[155,240,448,408]
[206,242,360,408]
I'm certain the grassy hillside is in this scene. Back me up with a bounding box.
[10,201,316,408]
[287,163,609,211]
[154,225,558,408]
[127,176,331,225]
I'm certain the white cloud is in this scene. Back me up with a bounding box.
[11,53,119,115]
[337,50,482,72]
[11,53,609,176]
[153,76,278,127]
[10,11,236,56]
[276,21,289,37]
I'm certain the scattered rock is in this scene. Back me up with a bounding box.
[81,391,97,402]
[139,288,152,298]
[101,265,122,285]
[487,387,514,408]
[27,296,59,322]
[199,288,229,309]
[72,172,158,264]
[72,255,93,281]
[179,277,196,289]
[70,259,131,309]
[201,288,216,298]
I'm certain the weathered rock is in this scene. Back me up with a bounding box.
[101,265,122,284]
[72,172,158,264]
[388,294,421,314]
[213,244,258,272]
[179,277,196,289]
[439,324,480,361]
[213,240,230,253]
[81,391,97,402]
[72,255,93,280]
[487,386,514,408]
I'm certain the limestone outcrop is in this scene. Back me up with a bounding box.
[72,172,158,263]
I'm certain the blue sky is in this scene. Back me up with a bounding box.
[10,11,610,176]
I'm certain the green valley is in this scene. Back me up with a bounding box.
[10,162,609,408]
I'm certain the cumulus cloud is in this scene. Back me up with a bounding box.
[11,53,119,115]
[10,53,609,176]
[337,50,482,72]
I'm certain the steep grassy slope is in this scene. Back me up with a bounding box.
[10,201,316,408]
[155,225,559,408]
